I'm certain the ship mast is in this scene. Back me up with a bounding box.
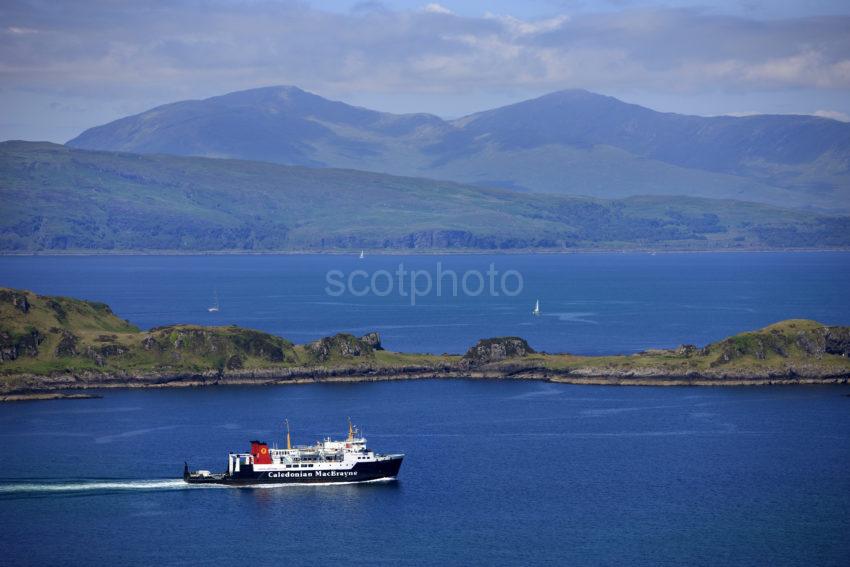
[348,417,355,440]
[285,419,291,450]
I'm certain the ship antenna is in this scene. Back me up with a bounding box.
[286,419,291,450]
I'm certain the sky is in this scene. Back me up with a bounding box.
[1,0,849,142]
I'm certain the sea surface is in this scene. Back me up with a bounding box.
[0,252,849,354]
[1,382,849,566]
[1,253,849,566]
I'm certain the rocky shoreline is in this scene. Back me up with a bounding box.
[3,287,849,401]
[0,392,102,402]
[4,360,848,401]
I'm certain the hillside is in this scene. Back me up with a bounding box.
[0,287,379,388]
[66,86,850,210]
[2,288,849,399]
[2,141,848,253]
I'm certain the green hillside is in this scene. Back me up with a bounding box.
[536,319,850,378]
[0,287,338,380]
[2,141,848,252]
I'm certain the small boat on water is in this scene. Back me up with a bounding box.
[183,419,403,485]
[359,250,365,259]
[207,290,219,313]
[532,299,541,316]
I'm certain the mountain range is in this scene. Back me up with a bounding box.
[67,86,850,210]
[2,141,847,252]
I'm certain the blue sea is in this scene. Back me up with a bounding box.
[1,252,849,354]
[1,253,849,566]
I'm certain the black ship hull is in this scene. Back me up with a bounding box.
[184,456,403,485]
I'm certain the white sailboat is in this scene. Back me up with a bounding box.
[359,250,365,259]
[208,290,220,313]
[532,299,541,316]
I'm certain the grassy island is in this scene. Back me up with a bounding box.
[2,287,848,400]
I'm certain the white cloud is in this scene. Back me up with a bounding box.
[422,3,453,15]
[3,3,849,98]
[1,2,850,141]
[5,26,38,35]
[484,13,569,36]
[813,109,850,122]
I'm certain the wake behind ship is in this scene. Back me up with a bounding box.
[183,420,403,485]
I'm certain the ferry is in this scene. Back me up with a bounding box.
[183,419,403,485]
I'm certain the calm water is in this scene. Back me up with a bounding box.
[0,252,848,354]
[1,382,849,566]
[1,253,849,565]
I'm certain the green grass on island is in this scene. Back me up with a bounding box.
[1,287,849,397]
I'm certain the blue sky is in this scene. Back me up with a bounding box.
[1,0,849,141]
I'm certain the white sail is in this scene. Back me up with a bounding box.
[532,300,540,316]
[359,250,365,259]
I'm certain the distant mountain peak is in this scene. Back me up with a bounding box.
[539,88,603,100]
[205,84,324,106]
[522,88,643,112]
[65,85,850,209]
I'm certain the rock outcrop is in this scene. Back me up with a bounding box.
[462,337,535,367]
[824,327,850,356]
[148,325,295,363]
[0,329,43,361]
[0,290,30,313]
[54,330,79,357]
[359,332,383,351]
[305,333,381,363]
[674,344,701,357]
[85,342,129,367]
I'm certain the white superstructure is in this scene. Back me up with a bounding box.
[225,419,401,477]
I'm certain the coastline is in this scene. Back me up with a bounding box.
[0,392,102,402]
[2,247,849,257]
[3,287,850,401]
[4,363,848,401]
